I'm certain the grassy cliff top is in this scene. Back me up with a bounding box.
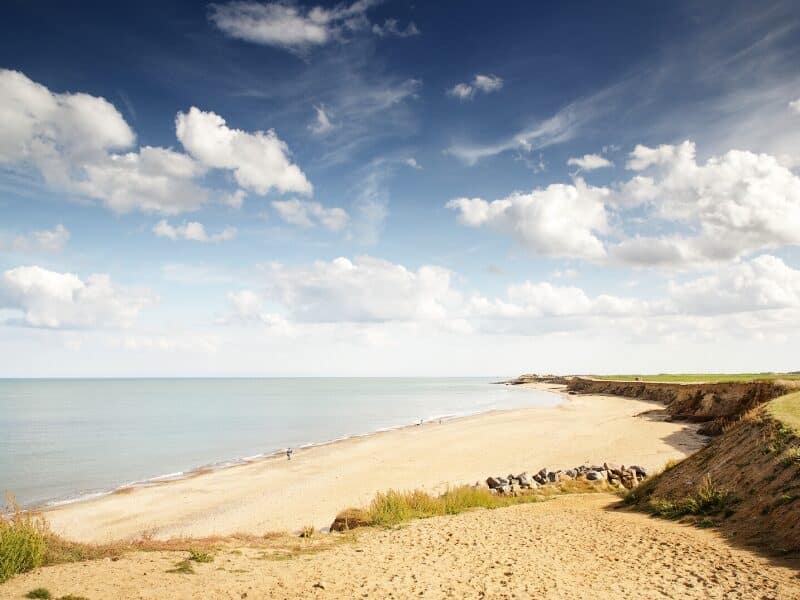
[769,391,800,432]
[590,373,800,384]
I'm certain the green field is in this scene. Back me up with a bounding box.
[769,391,800,432]
[591,373,800,384]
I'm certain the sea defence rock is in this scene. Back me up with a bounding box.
[484,461,648,494]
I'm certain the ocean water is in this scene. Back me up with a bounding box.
[0,378,560,508]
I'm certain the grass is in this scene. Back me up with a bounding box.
[769,392,800,433]
[188,549,213,563]
[333,480,609,530]
[299,525,315,538]
[25,589,52,599]
[0,499,47,583]
[592,373,800,383]
[780,447,800,467]
[646,476,735,519]
[166,559,195,574]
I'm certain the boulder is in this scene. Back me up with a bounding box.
[585,470,604,481]
[564,469,577,479]
[629,465,648,477]
[517,472,533,488]
[486,476,501,489]
[330,508,371,532]
[533,473,546,485]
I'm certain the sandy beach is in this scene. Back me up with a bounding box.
[43,384,705,542]
[6,494,799,600]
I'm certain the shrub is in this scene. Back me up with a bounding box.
[25,589,52,599]
[188,549,213,563]
[0,501,48,583]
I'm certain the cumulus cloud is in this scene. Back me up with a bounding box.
[0,265,152,328]
[176,106,312,196]
[446,179,609,260]
[0,69,212,215]
[447,74,503,101]
[789,98,800,114]
[153,220,237,242]
[567,153,613,171]
[271,199,349,231]
[210,0,414,52]
[309,104,334,135]
[1,224,70,253]
[610,141,800,266]
[263,256,462,322]
[404,157,422,169]
[223,189,247,209]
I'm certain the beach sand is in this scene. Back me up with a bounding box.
[45,384,705,543]
[6,495,799,599]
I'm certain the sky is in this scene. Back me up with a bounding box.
[2,0,800,376]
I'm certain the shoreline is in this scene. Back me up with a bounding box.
[30,384,560,513]
[42,383,707,542]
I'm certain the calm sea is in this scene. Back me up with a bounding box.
[0,378,559,508]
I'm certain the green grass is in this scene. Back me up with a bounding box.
[592,373,800,383]
[769,392,800,433]
[166,559,195,574]
[647,476,735,519]
[335,481,609,530]
[25,589,52,599]
[0,504,47,583]
[188,549,213,563]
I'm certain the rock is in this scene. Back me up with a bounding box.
[585,470,604,481]
[497,484,511,495]
[313,582,325,590]
[330,508,370,532]
[517,472,533,488]
[547,470,562,483]
[486,476,503,489]
[533,473,546,485]
[629,465,648,477]
[537,467,550,479]
[564,469,577,479]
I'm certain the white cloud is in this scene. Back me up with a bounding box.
[228,289,263,319]
[371,19,420,38]
[271,199,349,231]
[404,157,422,169]
[667,255,800,315]
[567,153,613,171]
[309,104,334,135]
[790,98,800,114]
[0,266,152,329]
[447,74,503,101]
[446,179,609,260]
[447,83,475,101]
[0,69,210,215]
[153,220,237,242]
[176,106,312,196]
[1,224,70,253]
[209,0,406,53]
[611,141,800,266]
[223,189,247,209]
[473,74,503,93]
[264,256,462,323]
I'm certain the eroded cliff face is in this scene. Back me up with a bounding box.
[567,378,794,435]
[630,411,800,554]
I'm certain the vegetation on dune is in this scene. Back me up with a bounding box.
[646,476,736,520]
[0,500,47,583]
[333,480,610,530]
[25,589,52,599]
[592,373,800,383]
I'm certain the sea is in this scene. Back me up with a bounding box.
[0,377,560,509]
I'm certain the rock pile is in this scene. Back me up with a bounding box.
[484,462,649,495]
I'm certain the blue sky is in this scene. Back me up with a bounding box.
[2,0,800,376]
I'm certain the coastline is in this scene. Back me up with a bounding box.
[31,382,558,512]
[43,383,707,542]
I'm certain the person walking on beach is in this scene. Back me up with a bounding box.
[286,447,293,461]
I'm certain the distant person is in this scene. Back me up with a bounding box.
[286,447,293,461]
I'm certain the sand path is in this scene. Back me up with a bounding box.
[5,494,799,599]
[45,384,705,542]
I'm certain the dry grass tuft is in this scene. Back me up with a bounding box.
[0,497,47,583]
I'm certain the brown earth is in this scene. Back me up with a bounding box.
[567,377,797,434]
[629,407,800,554]
[3,494,800,600]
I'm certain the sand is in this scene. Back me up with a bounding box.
[44,384,706,542]
[5,494,799,599]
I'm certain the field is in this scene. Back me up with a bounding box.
[768,391,800,431]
